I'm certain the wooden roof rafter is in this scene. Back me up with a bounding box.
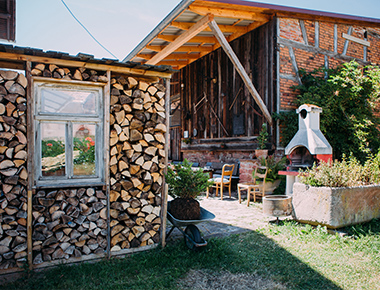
[188,4,271,22]
[171,21,249,34]
[125,0,380,67]
[146,14,214,65]
[156,34,217,45]
[146,45,214,53]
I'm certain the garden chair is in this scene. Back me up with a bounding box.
[206,164,235,200]
[237,165,268,206]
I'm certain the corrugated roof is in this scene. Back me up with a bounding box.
[0,43,176,76]
[124,0,380,69]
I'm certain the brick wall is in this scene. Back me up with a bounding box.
[278,17,380,114]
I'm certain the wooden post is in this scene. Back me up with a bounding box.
[160,78,171,247]
[104,71,111,258]
[25,61,34,269]
[146,14,214,65]
[208,20,273,125]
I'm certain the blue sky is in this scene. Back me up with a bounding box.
[12,0,380,61]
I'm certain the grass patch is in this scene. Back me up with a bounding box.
[3,219,380,290]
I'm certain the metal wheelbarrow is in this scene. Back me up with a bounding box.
[166,202,215,250]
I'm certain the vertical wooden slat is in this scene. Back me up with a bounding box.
[161,77,170,247]
[275,17,281,148]
[245,31,252,136]
[300,20,309,46]
[315,21,320,48]
[334,24,338,54]
[269,19,275,140]
[343,26,353,56]
[208,20,272,125]
[25,61,34,269]
[104,70,111,258]
[180,69,185,152]
[217,49,222,137]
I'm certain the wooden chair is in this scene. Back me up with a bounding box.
[206,164,235,200]
[237,165,268,206]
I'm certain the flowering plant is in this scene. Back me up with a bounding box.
[74,136,95,164]
[41,139,65,158]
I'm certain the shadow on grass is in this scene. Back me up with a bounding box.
[2,222,344,290]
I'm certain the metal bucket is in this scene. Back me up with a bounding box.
[263,195,292,217]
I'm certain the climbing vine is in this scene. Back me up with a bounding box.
[277,61,380,162]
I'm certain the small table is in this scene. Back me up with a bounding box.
[278,170,300,195]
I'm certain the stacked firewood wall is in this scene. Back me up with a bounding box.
[0,71,28,270]
[32,187,107,264]
[0,63,167,271]
[30,64,109,265]
[109,76,165,251]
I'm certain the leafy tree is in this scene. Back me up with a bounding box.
[277,61,380,162]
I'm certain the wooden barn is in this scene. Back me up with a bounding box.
[124,0,380,181]
[0,45,174,273]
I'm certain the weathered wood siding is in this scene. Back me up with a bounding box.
[171,19,277,142]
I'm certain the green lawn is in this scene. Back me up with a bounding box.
[3,219,379,290]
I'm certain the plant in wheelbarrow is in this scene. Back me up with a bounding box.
[166,159,214,250]
[166,159,213,220]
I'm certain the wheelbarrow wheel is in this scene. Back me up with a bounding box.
[184,224,201,251]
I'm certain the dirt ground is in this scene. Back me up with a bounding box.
[166,190,282,241]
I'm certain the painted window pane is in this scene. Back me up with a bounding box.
[41,123,66,177]
[73,124,96,176]
[40,88,97,115]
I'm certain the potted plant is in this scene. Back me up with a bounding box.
[254,155,287,194]
[165,159,212,220]
[255,123,269,159]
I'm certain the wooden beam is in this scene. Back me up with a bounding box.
[104,70,111,259]
[225,21,265,44]
[0,52,172,79]
[161,78,171,248]
[157,34,217,45]
[155,60,190,66]
[208,19,272,125]
[189,5,270,22]
[343,26,353,56]
[342,33,370,47]
[26,61,34,270]
[147,45,214,53]
[147,14,214,65]
[171,21,248,34]
[138,53,201,60]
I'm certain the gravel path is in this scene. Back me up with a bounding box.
[166,191,280,241]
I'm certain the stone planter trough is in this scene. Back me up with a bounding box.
[292,182,380,229]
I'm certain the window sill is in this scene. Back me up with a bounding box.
[35,181,106,190]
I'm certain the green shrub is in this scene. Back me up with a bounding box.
[257,123,268,149]
[165,159,212,199]
[257,155,287,182]
[41,139,65,157]
[277,61,380,162]
[299,151,380,187]
[74,136,96,164]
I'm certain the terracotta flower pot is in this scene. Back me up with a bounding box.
[263,179,281,194]
[255,149,268,159]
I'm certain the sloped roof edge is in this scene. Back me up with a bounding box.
[122,0,195,62]
[207,0,380,24]
[123,0,380,64]
[0,43,176,75]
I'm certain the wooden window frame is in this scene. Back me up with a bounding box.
[33,78,107,188]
